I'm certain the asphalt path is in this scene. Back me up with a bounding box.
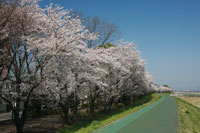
[0,112,22,121]
[0,112,12,121]
[96,96,179,133]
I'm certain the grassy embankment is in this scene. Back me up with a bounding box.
[176,97,200,133]
[60,93,161,133]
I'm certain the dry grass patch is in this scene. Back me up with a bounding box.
[179,96,200,108]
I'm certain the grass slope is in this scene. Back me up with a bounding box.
[176,97,200,133]
[60,94,161,133]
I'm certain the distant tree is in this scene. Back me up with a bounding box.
[71,11,120,48]
[85,16,120,47]
[163,85,170,88]
[95,43,115,49]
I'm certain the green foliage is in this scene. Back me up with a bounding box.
[95,43,115,49]
[163,85,170,88]
[117,103,125,109]
[91,120,100,126]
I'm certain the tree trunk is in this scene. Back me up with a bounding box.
[107,97,114,112]
[89,98,95,116]
[130,95,135,105]
[62,108,69,124]
[13,109,25,133]
[59,104,70,124]
[73,95,78,118]
[103,103,107,112]
[81,100,84,108]
[16,121,24,133]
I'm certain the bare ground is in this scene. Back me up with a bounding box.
[0,115,64,133]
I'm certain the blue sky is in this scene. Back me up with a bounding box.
[39,0,200,90]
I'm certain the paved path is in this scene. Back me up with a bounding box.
[0,112,12,121]
[96,96,179,133]
[0,112,22,121]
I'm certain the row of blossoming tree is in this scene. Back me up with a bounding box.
[0,0,172,132]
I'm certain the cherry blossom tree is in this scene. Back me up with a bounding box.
[24,2,99,122]
[85,40,155,111]
[0,0,45,132]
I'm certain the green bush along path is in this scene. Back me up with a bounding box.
[96,96,179,133]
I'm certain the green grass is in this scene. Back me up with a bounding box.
[176,97,200,133]
[60,93,161,133]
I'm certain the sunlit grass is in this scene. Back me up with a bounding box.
[176,97,200,133]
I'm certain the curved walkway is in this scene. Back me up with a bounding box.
[96,96,179,133]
